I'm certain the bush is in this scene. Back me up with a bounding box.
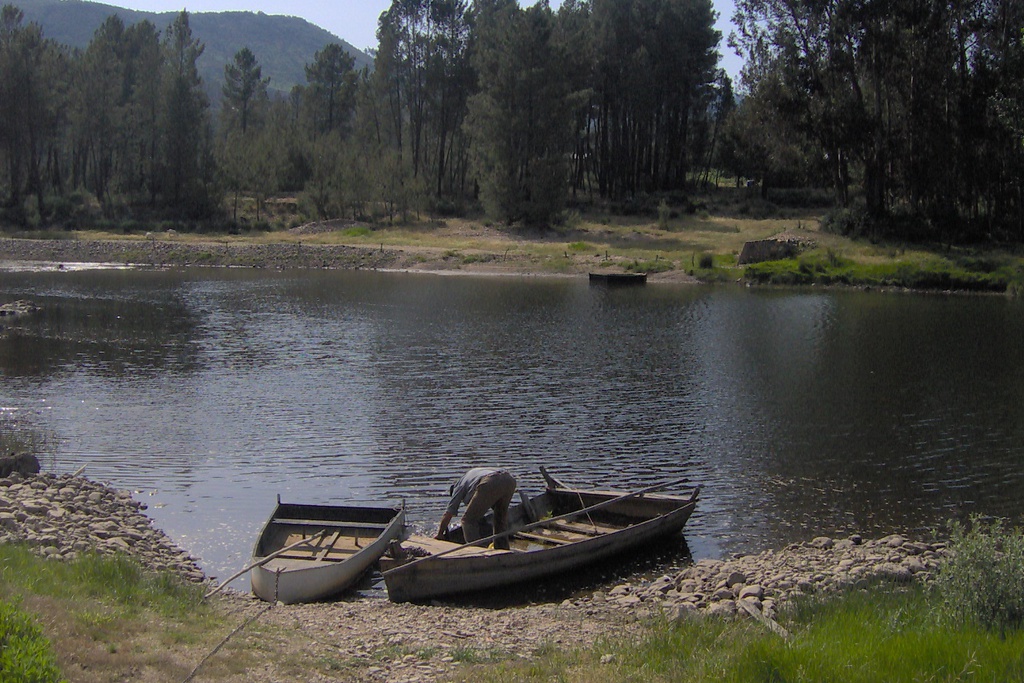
[0,600,64,683]
[937,516,1024,633]
[657,199,671,230]
[821,206,870,237]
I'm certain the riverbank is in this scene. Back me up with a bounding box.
[3,214,1022,293]
[1,470,949,682]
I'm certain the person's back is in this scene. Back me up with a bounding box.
[437,468,517,549]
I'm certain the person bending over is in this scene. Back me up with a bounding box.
[436,468,517,550]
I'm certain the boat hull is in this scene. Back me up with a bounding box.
[251,502,404,604]
[383,477,697,603]
[588,272,647,285]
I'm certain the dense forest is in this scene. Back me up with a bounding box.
[1,0,1022,244]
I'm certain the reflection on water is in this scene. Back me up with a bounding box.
[2,267,1023,585]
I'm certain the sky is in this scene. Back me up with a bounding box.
[99,0,743,80]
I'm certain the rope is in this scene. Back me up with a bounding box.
[182,602,274,683]
[183,568,284,682]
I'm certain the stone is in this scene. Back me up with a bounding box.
[712,587,734,601]
[666,602,697,621]
[725,570,747,586]
[902,557,926,574]
[649,575,675,593]
[883,535,907,548]
[0,453,40,478]
[738,585,764,601]
[706,600,737,618]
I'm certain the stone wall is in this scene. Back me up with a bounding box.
[737,232,815,265]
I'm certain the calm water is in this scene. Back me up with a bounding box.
[2,265,1023,585]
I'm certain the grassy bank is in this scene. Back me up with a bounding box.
[459,586,1024,682]
[743,248,1024,294]
[4,189,1023,293]
[0,544,295,682]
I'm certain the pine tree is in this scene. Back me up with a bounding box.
[161,10,215,216]
[222,47,270,134]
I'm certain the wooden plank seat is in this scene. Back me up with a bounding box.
[546,520,622,536]
[270,519,391,531]
[273,547,360,562]
[514,531,575,546]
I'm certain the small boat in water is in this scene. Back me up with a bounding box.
[251,498,405,604]
[381,467,698,603]
[588,272,647,285]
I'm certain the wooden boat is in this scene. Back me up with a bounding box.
[588,272,647,285]
[381,468,698,603]
[250,498,405,604]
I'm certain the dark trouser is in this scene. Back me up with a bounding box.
[462,470,517,550]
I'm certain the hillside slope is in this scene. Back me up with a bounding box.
[12,0,373,100]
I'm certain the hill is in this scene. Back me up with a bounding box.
[11,0,373,101]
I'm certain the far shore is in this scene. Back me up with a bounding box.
[3,211,1021,295]
[0,232,702,280]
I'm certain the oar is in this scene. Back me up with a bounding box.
[383,477,696,576]
[203,528,330,599]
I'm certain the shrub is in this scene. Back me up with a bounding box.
[937,516,1024,633]
[821,206,870,237]
[657,199,671,230]
[626,258,673,274]
[0,600,64,683]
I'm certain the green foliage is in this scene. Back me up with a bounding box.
[938,517,1024,633]
[567,241,591,252]
[821,207,871,238]
[657,200,672,230]
[0,600,64,683]
[625,258,673,274]
[304,43,357,136]
[732,0,1024,240]
[0,544,204,619]
[471,586,1024,682]
[16,0,370,99]
[467,2,573,226]
[744,251,1018,292]
[221,47,270,134]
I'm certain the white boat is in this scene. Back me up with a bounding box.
[251,498,405,604]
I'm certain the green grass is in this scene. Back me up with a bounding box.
[0,544,205,620]
[743,249,1024,293]
[458,586,1024,683]
[0,599,64,683]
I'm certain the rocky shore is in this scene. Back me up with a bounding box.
[0,470,949,682]
[585,534,947,625]
[0,470,206,581]
[0,236,402,271]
